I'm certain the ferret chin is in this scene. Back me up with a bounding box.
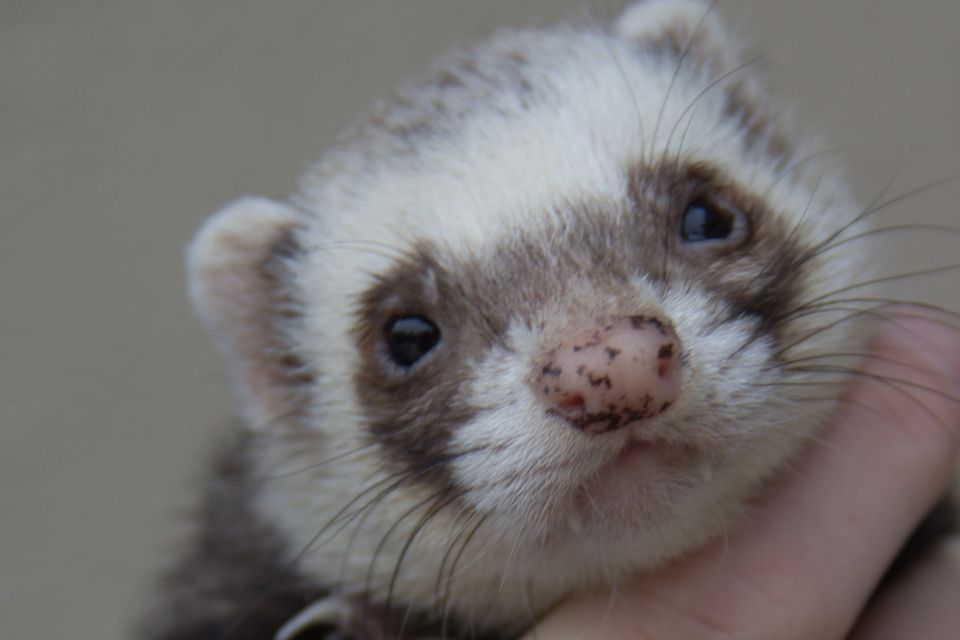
[141,1,957,639]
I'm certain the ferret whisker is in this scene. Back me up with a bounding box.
[778,369,959,444]
[771,422,841,458]
[361,488,451,606]
[780,300,892,323]
[723,217,831,358]
[335,467,429,582]
[462,456,598,490]
[762,392,837,416]
[385,490,465,634]
[807,172,899,252]
[774,171,901,283]
[663,55,763,164]
[659,55,762,296]
[754,380,850,390]
[750,400,835,441]
[760,399,849,445]
[787,297,960,324]
[660,100,699,293]
[740,170,823,302]
[756,398,880,462]
[433,504,479,605]
[723,311,779,364]
[599,553,628,620]
[786,394,888,422]
[318,446,487,570]
[760,144,854,204]
[771,425,858,478]
[599,28,646,160]
[377,490,453,600]
[335,448,490,570]
[851,175,958,225]
[783,305,886,334]
[774,351,946,380]
[437,513,483,636]
[783,364,960,407]
[791,367,960,445]
[441,514,490,640]
[496,517,525,597]
[810,223,960,260]
[774,306,903,358]
[810,175,955,261]
[777,306,959,359]
[650,0,720,159]
[212,466,423,639]
[776,301,953,360]
[293,420,508,488]
[256,442,379,481]
[798,262,960,312]
[213,463,436,639]
[313,469,429,558]
[669,93,698,186]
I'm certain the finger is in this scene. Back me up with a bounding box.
[524,313,960,640]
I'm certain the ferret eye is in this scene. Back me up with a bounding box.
[680,200,746,244]
[385,316,441,367]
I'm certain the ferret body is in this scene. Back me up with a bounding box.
[143,2,955,638]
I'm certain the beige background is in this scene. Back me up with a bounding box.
[2,1,958,638]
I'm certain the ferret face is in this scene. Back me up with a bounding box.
[188,0,869,633]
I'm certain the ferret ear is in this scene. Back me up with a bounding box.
[614,0,742,73]
[187,197,308,430]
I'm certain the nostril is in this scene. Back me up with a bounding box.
[657,343,675,378]
[557,393,585,410]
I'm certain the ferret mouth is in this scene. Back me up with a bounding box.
[573,436,703,516]
[612,438,655,464]
[527,434,711,548]
[611,432,700,469]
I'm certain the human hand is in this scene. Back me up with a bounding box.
[523,313,960,640]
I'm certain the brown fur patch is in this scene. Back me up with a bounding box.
[256,226,315,423]
[352,247,503,488]
[645,20,721,69]
[369,43,541,148]
[138,431,329,640]
[628,160,809,347]
[140,431,504,640]
[641,19,793,165]
[722,80,792,165]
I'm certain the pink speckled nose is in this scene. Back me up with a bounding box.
[534,316,681,434]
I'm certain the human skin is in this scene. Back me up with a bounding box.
[523,313,960,640]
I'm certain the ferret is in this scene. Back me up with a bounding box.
[142,1,958,638]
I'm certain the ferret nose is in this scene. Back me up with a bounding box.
[534,316,681,434]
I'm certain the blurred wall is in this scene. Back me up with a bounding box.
[2,1,958,637]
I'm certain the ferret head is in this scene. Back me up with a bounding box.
[188,0,868,634]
